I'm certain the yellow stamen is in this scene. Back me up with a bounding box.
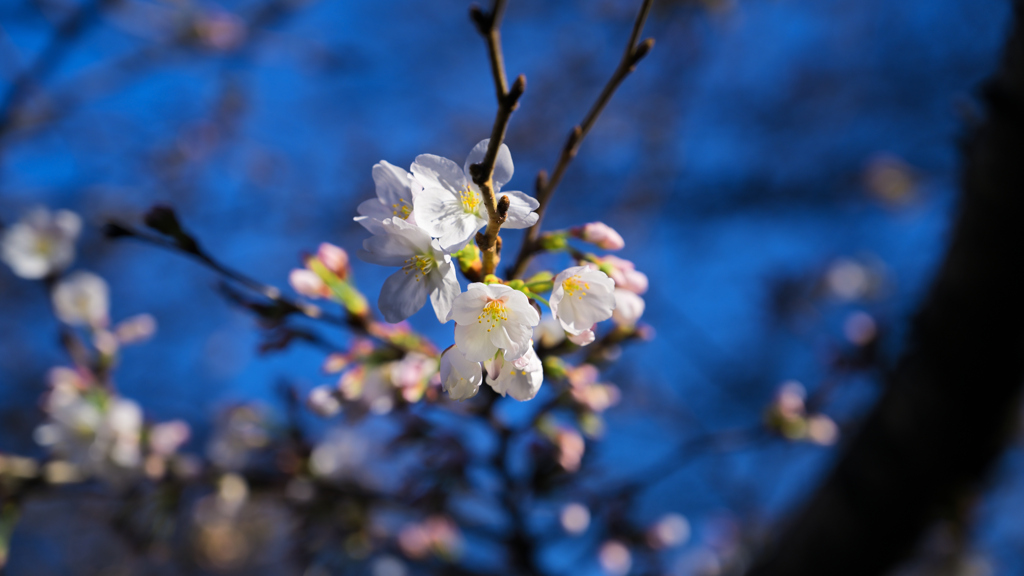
[401,254,435,283]
[477,298,508,332]
[391,198,413,219]
[459,186,481,213]
[562,276,590,301]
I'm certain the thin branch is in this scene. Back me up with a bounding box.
[509,0,655,280]
[0,0,105,138]
[469,0,527,276]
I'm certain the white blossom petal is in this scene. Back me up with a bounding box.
[463,139,514,190]
[485,345,543,401]
[440,346,483,401]
[411,154,467,193]
[499,190,540,229]
[413,187,485,250]
[429,262,461,324]
[378,267,430,323]
[454,322,498,361]
[354,198,393,235]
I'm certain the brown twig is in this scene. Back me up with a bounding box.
[469,0,527,276]
[103,222,428,355]
[508,0,655,280]
[0,0,107,138]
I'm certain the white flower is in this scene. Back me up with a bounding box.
[612,289,645,326]
[307,385,342,417]
[412,139,539,251]
[448,283,540,362]
[36,379,144,481]
[440,346,483,401]
[1,207,81,279]
[359,217,460,323]
[550,265,616,336]
[355,160,423,235]
[485,344,543,401]
[52,271,110,328]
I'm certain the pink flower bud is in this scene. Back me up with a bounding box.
[289,268,328,299]
[578,222,624,250]
[317,243,349,277]
[568,328,596,347]
[600,255,648,295]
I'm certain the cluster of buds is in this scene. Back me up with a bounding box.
[763,381,839,445]
[289,242,369,317]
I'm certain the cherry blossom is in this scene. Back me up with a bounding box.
[52,271,110,328]
[35,375,144,482]
[355,161,423,235]
[550,265,616,336]
[612,288,645,327]
[439,345,483,401]
[568,328,596,346]
[447,282,540,362]
[359,217,460,323]
[599,255,649,294]
[1,207,81,279]
[575,222,624,250]
[484,344,543,401]
[412,139,539,251]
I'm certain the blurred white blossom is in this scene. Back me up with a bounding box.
[52,271,110,328]
[1,207,81,279]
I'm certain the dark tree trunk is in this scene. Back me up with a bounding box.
[747,3,1024,575]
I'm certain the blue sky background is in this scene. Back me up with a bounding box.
[1,0,1020,573]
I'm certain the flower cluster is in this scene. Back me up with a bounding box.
[333,140,646,402]
[1,208,189,485]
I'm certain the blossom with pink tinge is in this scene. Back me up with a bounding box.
[575,222,625,250]
[289,268,330,299]
[553,427,585,471]
[317,243,350,278]
[114,313,157,345]
[567,328,596,346]
[391,352,438,402]
[307,385,342,417]
[149,420,191,456]
[599,255,649,294]
[599,541,632,576]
